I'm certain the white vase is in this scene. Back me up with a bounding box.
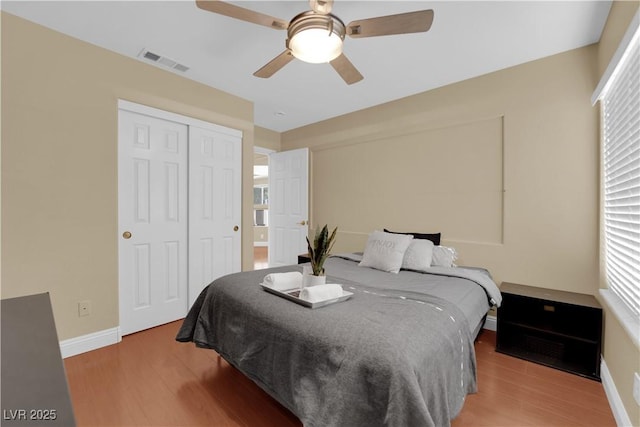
[304,274,326,287]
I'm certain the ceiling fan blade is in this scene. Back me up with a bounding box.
[347,10,434,38]
[309,0,333,15]
[196,0,288,30]
[254,50,295,78]
[330,54,364,85]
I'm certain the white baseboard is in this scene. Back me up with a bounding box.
[60,327,121,359]
[601,358,633,427]
[483,314,497,331]
[254,242,268,247]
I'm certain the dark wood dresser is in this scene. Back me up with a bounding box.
[1,293,76,425]
[496,282,602,381]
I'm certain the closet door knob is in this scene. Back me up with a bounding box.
[233,226,239,232]
[122,231,132,239]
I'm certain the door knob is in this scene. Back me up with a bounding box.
[233,225,239,232]
[122,231,132,239]
[298,220,307,226]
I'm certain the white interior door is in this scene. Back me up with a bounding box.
[269,148,309,267]
[118,110,188,335]
[188,126,242,306]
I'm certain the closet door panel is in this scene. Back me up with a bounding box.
[188,126,242,306]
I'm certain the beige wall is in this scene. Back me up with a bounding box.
[596,2,640,426]
[0,12,3,290]
[283,45,599,295]
[254,226,268,244]
[255,126,281,152]
[597,0,640,77]
[1,12,256,340]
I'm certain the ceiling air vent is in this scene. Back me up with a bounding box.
[138,49,190,73]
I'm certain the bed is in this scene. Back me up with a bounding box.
[176,253,501,427]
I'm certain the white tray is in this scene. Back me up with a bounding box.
[260,284,353,309]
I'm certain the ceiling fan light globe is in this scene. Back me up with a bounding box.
[290,29,343,63]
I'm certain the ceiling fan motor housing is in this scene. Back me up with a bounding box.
[286,11,346,63]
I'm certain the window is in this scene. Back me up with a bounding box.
[594,14,640,321]
[253,186,268,205]
[254,209,268,226]
[254,185,269,226]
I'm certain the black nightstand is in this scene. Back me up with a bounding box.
[297,253,311,264]
[496,282,602,381]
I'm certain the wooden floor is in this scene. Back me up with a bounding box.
[64,321,615,427]
[452,333,615,427]
[254,246,269,270]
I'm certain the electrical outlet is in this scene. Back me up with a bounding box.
[634,372,640,406]
[78,300,91,317]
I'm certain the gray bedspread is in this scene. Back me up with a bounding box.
[177,256,496,427]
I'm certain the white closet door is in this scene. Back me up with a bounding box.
[118,110,188,335]
[268,148,309,267]
[188,126,242,306]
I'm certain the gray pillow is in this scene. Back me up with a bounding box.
[431,246,458,267]
[402,239,434,271]
[359,230,413,273]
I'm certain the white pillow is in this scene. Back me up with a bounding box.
[402,239,434,271]
[431,245,458,267]
[359,231,413,273]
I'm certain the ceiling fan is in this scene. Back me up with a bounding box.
[196,0,434,85]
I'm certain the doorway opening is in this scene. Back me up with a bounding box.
[254,147,272,269]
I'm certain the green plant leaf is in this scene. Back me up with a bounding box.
[306,224,338,276]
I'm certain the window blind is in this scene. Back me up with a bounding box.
[602,29,640,318]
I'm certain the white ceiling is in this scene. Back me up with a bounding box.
[2,1,612,132]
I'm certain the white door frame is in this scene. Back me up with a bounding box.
[117,99,243,333]
[118,100,242,139]
[255,146,276,156]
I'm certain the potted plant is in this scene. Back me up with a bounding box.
[305,224,338,286]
